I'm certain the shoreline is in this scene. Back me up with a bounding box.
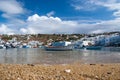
[0,63,120,80]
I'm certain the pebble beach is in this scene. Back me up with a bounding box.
[0,63,120,80]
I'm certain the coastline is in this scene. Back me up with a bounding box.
[0,63,120,80]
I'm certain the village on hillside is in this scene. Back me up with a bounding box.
[0,31,120,49]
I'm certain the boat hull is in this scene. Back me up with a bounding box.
[44,46,73,51]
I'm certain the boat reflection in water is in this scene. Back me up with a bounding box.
[44,41,73,51]
[84,46,102,50]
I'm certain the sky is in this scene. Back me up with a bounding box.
[0,0,120,34]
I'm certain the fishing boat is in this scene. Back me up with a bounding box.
[44,41,73,51]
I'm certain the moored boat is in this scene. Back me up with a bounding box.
[44,41,73,51]
[45,46,73,51]
[0,44,6,49]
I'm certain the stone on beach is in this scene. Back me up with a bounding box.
[64,69,71,73]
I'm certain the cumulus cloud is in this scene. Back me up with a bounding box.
[0,24,15,35]
[18,14,120,34]
[0,0,25,19]
[91,18,120,33]
[90,30,105,34]
[0,13,120,34]
[47,11,55,17]
[0,0,26,34]
[20,14,78,34]
[20,28,27,33]
[0,0,24,14]
[0,12,120,35]
[0,0,119,34]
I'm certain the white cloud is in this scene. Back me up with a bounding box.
[20,28,27,33]
[103,3,120,10]
[0,0,26,20]
[98,3,120,17]
[47,11,55,17]
[0,0,119,34]
[19,14,120,34]
[0,13,120,34]
[27,14,38,21]
[0,0,27,34]
[90,30,105,34]
[20,14,78,34]
[89,18,120,32]
[1,14,12,19]
[71,4,83,10]
[71,0,97,11]
[0,0,26,35]
[0,24,15,35]
[113,10,120,17]
[84,0,120,18]
[71,0,120,18]
[0,0,24,15]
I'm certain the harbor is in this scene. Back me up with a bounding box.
[0,0,120,79]
[0,33,120,64]
[0,33,120,79]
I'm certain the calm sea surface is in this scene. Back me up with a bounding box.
[0,47,120,64]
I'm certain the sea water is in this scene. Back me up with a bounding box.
[0,47,120,64]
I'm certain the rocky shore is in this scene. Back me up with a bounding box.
[0,63,120,80]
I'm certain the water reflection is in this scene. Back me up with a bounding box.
[0,48,120,64]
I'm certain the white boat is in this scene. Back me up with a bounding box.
[45,46,73,51]
[0,44,6,49]
[44,41,73,51]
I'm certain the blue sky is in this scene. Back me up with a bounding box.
[0,0,120,34]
